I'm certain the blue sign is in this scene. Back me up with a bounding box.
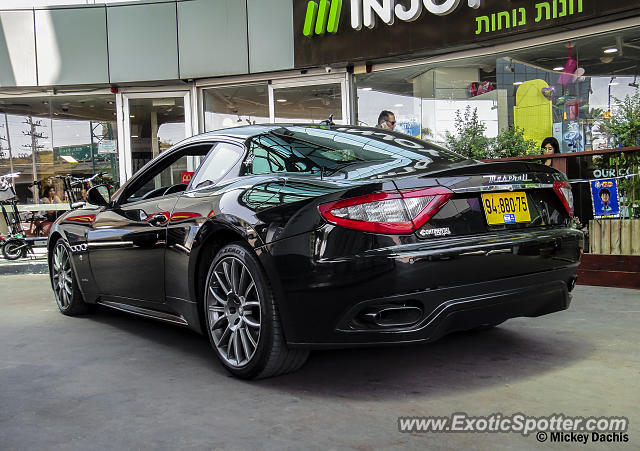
[504,214,516,224]
[590,178,620,219]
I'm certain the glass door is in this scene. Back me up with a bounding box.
[119,91,192,182]
[269,75,350,125]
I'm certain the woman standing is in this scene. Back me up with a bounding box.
[42,186,60,221]
[541,137,561,166]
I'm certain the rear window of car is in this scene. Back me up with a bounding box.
[244,126,465,176]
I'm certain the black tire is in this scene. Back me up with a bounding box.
[203,242,309,379]
[50,238,91,316]
[2,238,27,260]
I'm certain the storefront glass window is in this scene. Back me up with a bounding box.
[355,27,640,251]
[356,62,500,141]
[203,83,270,132]
[273,83,343,124]
[0,94,118,205]
[356,28,640,152]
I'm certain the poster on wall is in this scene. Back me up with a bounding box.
[396,118,421,137]
[590,178,620,219]
[563,121,584,153]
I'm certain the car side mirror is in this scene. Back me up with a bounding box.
[87,185,111,207]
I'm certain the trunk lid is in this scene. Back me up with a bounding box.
[387,161,571,240]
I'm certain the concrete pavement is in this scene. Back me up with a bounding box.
[0,275,638,450]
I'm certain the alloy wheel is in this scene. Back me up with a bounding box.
[52,243,74,310]
[206,256,262,368]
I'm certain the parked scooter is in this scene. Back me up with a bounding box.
[0,174,50,260]
[1,172,110,260]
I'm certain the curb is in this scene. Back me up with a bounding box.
[0,260,49,276]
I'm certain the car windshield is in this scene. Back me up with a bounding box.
[245,125,466,176]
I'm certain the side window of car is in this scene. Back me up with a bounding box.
[244,135,321,175]
[124,144,214,203]
[189,142,243,189]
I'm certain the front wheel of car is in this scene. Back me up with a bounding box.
[204,243,309,379]
[50,239,91,316]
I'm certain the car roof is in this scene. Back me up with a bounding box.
[183,124,294,144]
[204,124,286,138]
[173,124,293,149]
[174,123,444,149]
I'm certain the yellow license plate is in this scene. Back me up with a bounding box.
[481,192,531,225]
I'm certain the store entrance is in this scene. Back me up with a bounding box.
[121,92,192,181]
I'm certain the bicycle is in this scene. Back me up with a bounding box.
[1,172,112,260]
[0,172,21,237]
[56,171,109,207]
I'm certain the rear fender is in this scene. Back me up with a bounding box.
[187,216,263,303]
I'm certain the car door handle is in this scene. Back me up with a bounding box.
[148,213,168,226]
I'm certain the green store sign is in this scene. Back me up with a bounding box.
[301,0,587,37]
[293,0,640,68]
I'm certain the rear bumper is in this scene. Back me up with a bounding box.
[266,227,582,348]
[291,270,573,348]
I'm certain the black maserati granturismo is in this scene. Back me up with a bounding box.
[48,124,583,379]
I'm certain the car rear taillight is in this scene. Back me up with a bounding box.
[318,188,453,234]
[553,181,574,217]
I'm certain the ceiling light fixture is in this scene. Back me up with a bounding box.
[276,99,287,103]
[603,47,618,54]
[361,87,373,91]
[553,66,565,71]
[152,99,175,107]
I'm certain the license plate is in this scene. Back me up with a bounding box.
[481,192,531,225]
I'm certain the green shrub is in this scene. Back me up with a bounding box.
[445,106,538,160]
[601,88,640,147]
[489,126,539,159]
[444,106,490,160]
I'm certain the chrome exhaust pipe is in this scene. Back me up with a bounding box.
[362,305,423,328]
